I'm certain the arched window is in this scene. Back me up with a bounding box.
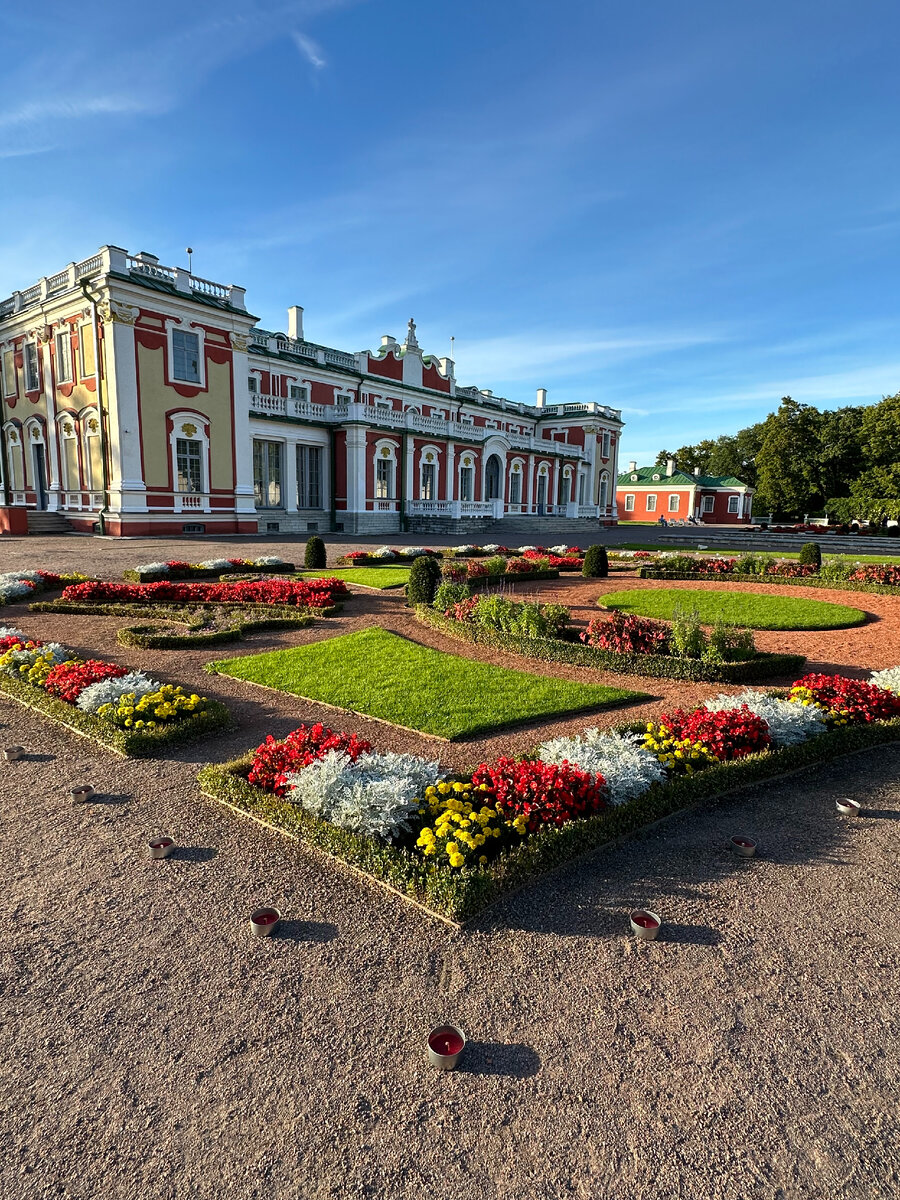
[485,453,504,500]
[419,445,441,501]
[57,414,80,492]
[374,440,397,500]
[3,421,25,494]
[168,411,211,511]
[599,472,610,510]
[81,410,102,492]
[458,452,476,502]
[508,459,524,507]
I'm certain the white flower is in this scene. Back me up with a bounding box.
[703,689,826,746]
[371,546,397,559]
[0,625,25,639]
[0,570,43,584]
[453,545,479,554]
[134,562,171,575]
[252,556,287,566]
[283,749,443,841]
[397,546,429,557]
[516,545,537,553]
[538,729,666,805]
[870,666,900,694]
[197,558,235,571]
[482,544,501,553]
[77,671,159,713]
[0,580,37,604]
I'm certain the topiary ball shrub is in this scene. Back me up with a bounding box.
[407,554,442,606]
[304,536,327,569]
[583,545,609,578]
[798,541,822,569]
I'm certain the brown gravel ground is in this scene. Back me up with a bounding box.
[1,537,899,1198]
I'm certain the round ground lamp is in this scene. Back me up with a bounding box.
[629,909,662,941]
[148,837,176,860]
[730,835,757,857]
[835,798,861,816]
[3,746,25,762]
[427,1025,466,1070]
[70,784,95,804]
[249,907,281,937]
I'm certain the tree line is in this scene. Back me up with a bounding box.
[655,393,900,522]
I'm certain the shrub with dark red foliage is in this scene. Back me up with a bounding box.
[248,723,373,796]
[44,659,127,704]
[789,673,900,723]
[581,611,670,655]
[655,705,772,760]
[848,564,900,586]
[471,757,607,831]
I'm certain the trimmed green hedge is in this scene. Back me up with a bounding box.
[31,600,339,619]
[416,605,805,683]
[117,611,315,649]
[198,717,900,923]
[0,672,231,757]
[638,567,899,597]
[123,562,294,583]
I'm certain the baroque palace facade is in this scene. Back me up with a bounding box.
[0,245,623,537]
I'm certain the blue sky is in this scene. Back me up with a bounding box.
[2,0,900,464]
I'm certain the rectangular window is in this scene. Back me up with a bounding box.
[646,494,657,512]
[289,384,308,401]
[24,343,39,392]
[172,329,200,383]
[459,466,474,501]
[509,472,522,505]
[176,438,203,494]
[728,495,740,513]
[297,444,322,508]
[624,493,635,512]
[79,324,95,376]
[336,393,353,406]
[253,440,282,508]
[421,462,436,501]
[247,375,258,393]
[668,494,680,512]
[2,349,15,397]
[601,430,611,459]
[375,457,392,499]
[55,330,72,384]
[702,495,715,513]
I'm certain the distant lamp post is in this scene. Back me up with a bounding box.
[186,247,193,274]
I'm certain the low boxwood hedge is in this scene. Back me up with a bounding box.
[30,600,339,619]
[123,562,294,583]
[638,567,900,597]
[198,717,900,924]
[117,611,315,649]
[0,672,231,757]
[416,606,805,682]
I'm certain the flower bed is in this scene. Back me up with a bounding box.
[416,605,804,683]
[115,605,316,649]
[336,544,584,569]
[639,556,900,596]
[0,569,94,607]
[198,676,900,921]
[0,629,229,755]
[123,556,293,583]
[53,577,347,609]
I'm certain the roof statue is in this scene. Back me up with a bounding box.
[403,317,419,351]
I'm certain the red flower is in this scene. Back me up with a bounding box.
[0,635,41,653]
[44,659,127,704]
[61,577,347,608]
[791,673,900,722]
[248,724,373,795]
[471,757,607,830]
[655,705,772,760]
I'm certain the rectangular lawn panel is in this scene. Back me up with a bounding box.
[599,587,867,631]
[298,567,410,589]
[207,627,644,739]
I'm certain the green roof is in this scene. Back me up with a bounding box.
[617,466,748,488]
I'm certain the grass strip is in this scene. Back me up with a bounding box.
[297,567,411,589]
[638,568,900,597]
[205,626,643,740]
[600,587,867,631]
[197,718,900,923]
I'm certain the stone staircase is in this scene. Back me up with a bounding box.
[656,528,900,555]
[25,510,74,535]
[406,515,604,539]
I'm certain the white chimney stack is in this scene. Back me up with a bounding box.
[666,457,676,477]
[628,460,637,472]
[536,388,547,408]
[694,466,701,476]
[287,305,304,340]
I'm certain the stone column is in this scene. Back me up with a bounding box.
[99,305,147,513]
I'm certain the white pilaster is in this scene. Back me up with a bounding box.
[41,338,61,509]
[102,317,148,512]
[526,453,535,513]
[283,438,298,512]
[345,425,367,513]
[231,344,257,513]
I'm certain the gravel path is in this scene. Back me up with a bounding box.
[1,537,899,1198]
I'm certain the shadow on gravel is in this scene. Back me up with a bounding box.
[859,809,900,820]
[458,1042,541,1078]
[22,753,55,762]
[276,919,339,943]
[659,922,721,946]
[81,792,131,806]
[171,846,218,863]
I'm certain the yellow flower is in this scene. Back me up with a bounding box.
[449,853,464,868]
[479,855,488,865]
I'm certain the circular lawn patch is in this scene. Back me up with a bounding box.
[596,587,867,631]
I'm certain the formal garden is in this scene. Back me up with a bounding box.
[3,536,900,924]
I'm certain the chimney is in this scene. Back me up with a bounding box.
[666,457,676,477]
[287,306,304,341]
[381,334,397,348]
[628,460,637,472]
[536,388,547,408]
[693,466,700,476]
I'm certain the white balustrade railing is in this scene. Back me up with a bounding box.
[250,393,287,416]
[174,492,210,513]
[373,499,398,512]
[189,275,229,299]
[460,501,493,516]
[127,257,176,283]
[408,500,453,515]
[578,505,601,518]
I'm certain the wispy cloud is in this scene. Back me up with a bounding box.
[292,30,326,68]
[0,95,152,131]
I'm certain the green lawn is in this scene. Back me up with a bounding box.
[299,567,411,589]
[207,627,644,739]
[598,587,867,631]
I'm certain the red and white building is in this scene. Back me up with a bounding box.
[616,459,754,524]
[0,245,623,537]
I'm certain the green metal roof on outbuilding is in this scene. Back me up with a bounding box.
[616,466,748,488]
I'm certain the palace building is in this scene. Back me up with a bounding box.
[0,245,623,537]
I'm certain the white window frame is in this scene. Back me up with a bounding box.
[598,471,609,509]
[253,438,284,509]
[702,495,715,514]
[166,322,206,388]
[418,445,441,501]
[288,383,309,402]
[247,375,258,394]
[24,341,40,392]
[601,430,611,459]
[624,493,635,512]
[168,411,211,511]
[727,495,740,514]
[335,392,353,406]
[374,439,397,501]
[81,409,102,492]
[2,348,16,397]
[55,329,72,384]
[296,442,323,509]
[668,493,680,512]
[646,493,657,512]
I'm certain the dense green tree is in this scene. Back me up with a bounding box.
[754,398,823,514]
